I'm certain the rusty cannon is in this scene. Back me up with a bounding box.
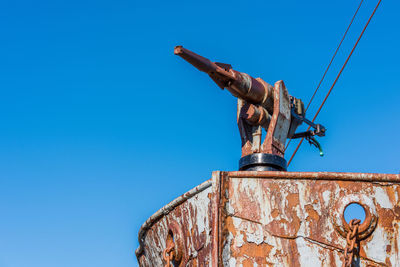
[136,46,400,267]
[174,46,325,171]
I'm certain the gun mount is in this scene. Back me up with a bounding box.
[175,46,325,171]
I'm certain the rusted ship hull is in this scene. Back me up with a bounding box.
[136,171,400,266]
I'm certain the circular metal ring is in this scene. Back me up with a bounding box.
[166,221,185,264]
[331,194,378,240]
[239,153,287,171]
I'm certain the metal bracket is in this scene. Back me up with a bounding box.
[290,110,326,139]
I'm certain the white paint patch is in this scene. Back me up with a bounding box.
[322,190,331,206]
[244,223,264,245]
[364,226,389,262]
[296,238,323,266]
[246,231,264,245]
[228,257,236,267]
[226,202,235,215]
[232,216,242,228]
[187,187,211,234]
[235,232,244,248]
[374,187,393,209]
[223,232,234,266]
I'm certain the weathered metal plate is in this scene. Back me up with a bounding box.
[136,180,213,266]
[136,171,400,266]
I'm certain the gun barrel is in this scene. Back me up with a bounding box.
[175,46,272,106]
[174,46,234,83]
[174,46,218,74]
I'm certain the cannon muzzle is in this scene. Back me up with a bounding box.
[174,46,226,75]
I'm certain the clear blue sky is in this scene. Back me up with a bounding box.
[0,0,398,266]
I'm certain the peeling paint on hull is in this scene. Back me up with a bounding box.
[136,171,400,266]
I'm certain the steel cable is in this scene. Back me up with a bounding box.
[285,0,364,151]
[287,0,382,167]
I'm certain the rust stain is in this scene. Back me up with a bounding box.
[271,209,279,218]
[237,242,274,265]
[305,204,320,222]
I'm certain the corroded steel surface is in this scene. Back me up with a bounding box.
[136,172,400,266]
[221,172,400,266]
[136,180,213,266]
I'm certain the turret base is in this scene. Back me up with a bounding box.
[238,153,287,171]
